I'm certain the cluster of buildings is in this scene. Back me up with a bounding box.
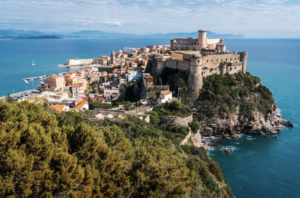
[124,45,170,56]
[9,28,248,124]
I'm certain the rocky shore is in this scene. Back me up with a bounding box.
[199,107,292,138]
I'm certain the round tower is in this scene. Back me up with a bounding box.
[111,50,115,64]
[238,52,248,74]
[198,29,207,49]
[187,54,203,99]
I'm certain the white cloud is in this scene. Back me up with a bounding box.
[0,0,299,37]
[100,21,122,27]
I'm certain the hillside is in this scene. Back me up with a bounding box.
[0,100,234,198]
[0,29,62,39]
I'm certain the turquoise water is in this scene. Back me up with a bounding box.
[0,38,299,197]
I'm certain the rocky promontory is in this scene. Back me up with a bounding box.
[193,72,290,138]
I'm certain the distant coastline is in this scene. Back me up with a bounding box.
[0,29,245,40]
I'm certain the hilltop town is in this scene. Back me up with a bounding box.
[4,29,252,134]
[0,28,290,198]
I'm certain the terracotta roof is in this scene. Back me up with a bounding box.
[119,105,127,109]
[74,100,87,109]
[47,75,63,79]
[161,90,172,95]
[72,83,83,87]
[82,97,89,101]
[50,105,65,112]
[64,72,77,77]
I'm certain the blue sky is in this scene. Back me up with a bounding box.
[1,0,300,38]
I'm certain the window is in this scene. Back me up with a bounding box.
[217,59,218,62]
[207,60,208,63]
[230,58,232,61]
[226,58,228,61]
[212,60,213,62]
[198,60,200,63]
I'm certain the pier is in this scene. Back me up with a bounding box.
[21,75,46,82]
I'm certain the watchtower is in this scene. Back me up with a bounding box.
[187,54,203,99]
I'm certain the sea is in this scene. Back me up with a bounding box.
[0,38,299,197]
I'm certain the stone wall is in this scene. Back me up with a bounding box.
[202,54,241,69]
[165,59,190,72]
[159,114,193,127]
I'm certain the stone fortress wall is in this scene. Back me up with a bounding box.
[146,28,248,99]
[159,115,193,127]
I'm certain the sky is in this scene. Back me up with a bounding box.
[1,0,300,38]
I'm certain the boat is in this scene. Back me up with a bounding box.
[24,79,29,84]
[32,59,35,66]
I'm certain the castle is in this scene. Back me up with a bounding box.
[146,29,248,99]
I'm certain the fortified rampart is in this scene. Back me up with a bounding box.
[146,50,247,99]
[159,115,193,127]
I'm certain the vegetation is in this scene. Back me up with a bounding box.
[158,67,189,94]
[190,120,200,133]
[153,100,192,118]
[5,94,12,103]
[0,100,233,197]
[198,72,276,119]
[146,111,160,125]
[89,100,111,110]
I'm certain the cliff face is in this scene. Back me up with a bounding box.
[198,103,283,138]
[192,72,287,138]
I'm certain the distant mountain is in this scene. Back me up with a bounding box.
[69,30,244,39]
[0,29,62,39]
[0,29,244,39]
[148,31,244,39]
[68,30,139,38]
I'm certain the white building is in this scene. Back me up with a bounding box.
[73,100,89,111]
[157,90,173,104]
[124,47,136,55]
[103,86,120,100]
[71,83,84,99]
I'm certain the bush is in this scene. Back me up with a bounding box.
[190,120,199,133]
[153,101,192,118]
[89,100,111,110]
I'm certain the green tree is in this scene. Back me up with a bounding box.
[146,111,160,125]
[89,100,111,110]
[5,93,12,103]
[190,120,199,133]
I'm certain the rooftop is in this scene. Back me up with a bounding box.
[47,75,64,79]
[72,83,83,87]
[74,100,87,109]
[161,90,172,95]
[50,105,65,112]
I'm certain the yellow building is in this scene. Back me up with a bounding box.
[78,78,87,90]
[66,77,78,86]
[45,75,65,90]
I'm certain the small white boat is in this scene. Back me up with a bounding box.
[32,59,35,66]
[24,79,29,84]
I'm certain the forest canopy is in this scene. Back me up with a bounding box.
[0,100,233,198]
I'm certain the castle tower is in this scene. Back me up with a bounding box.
[187,54,203,99]
[238,52,248,74]
[111,50,115,64]
[197,29,207,50]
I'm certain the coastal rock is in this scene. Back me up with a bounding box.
[281,120,294,127]
[224,149,231,154]
[272,135,278,139]
[197,106,284,137]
